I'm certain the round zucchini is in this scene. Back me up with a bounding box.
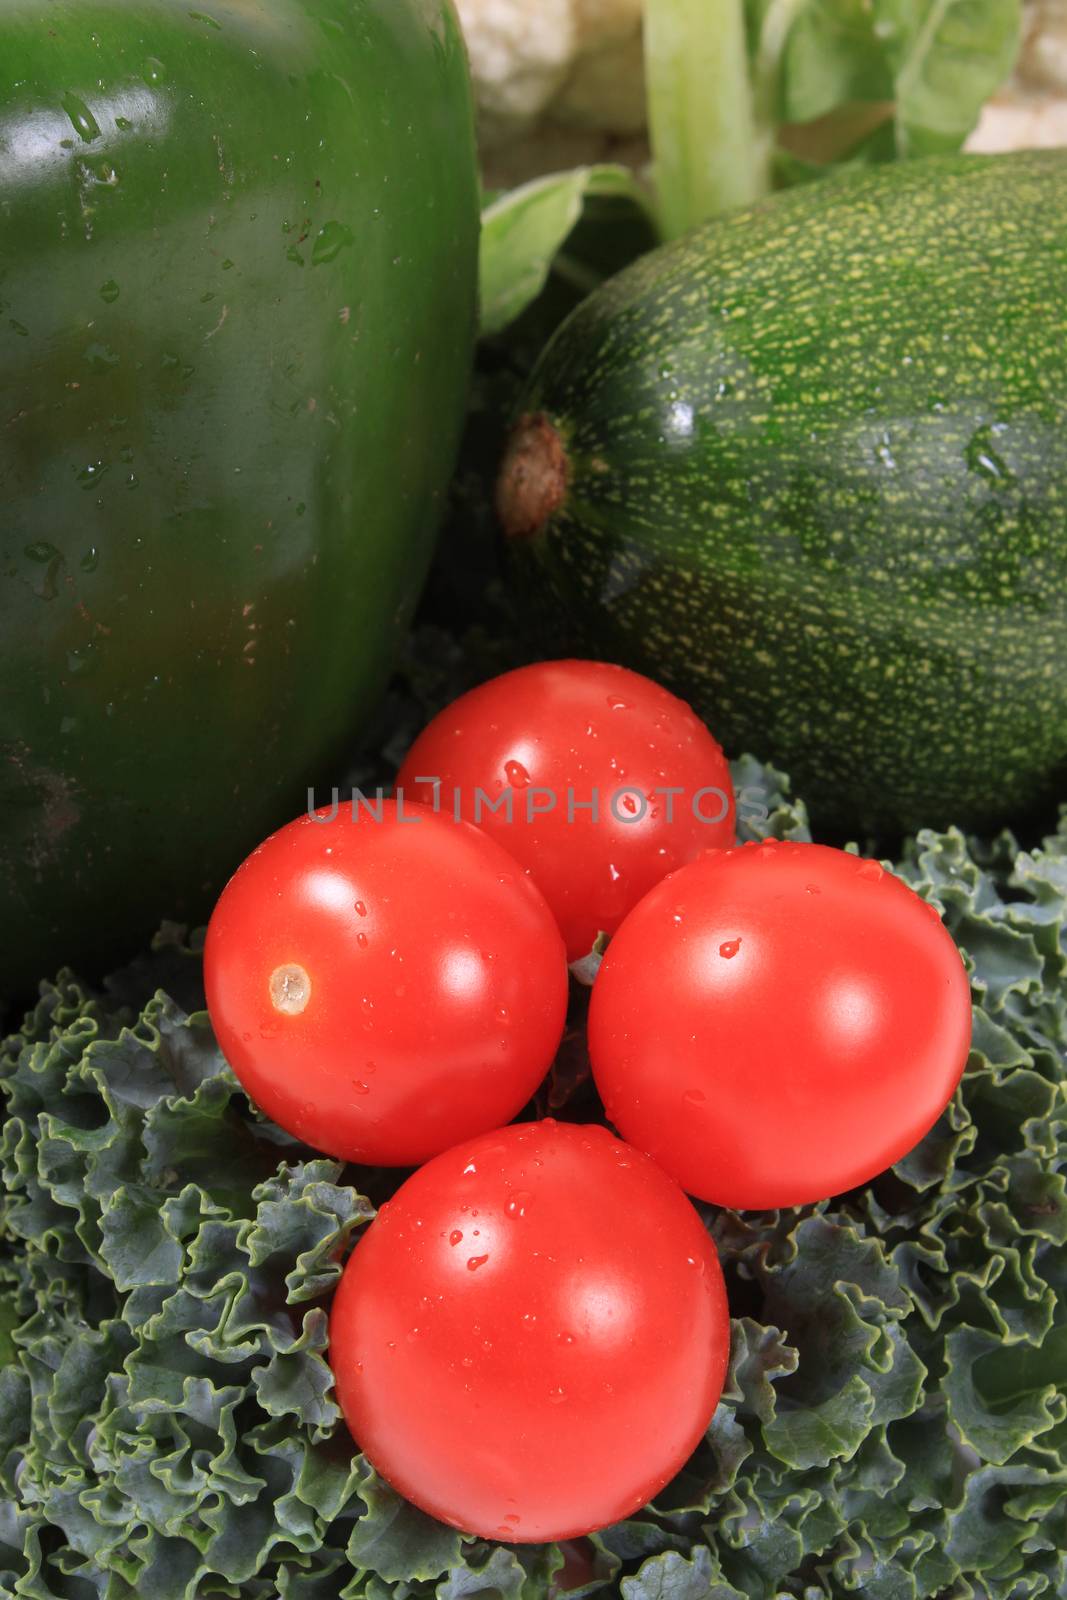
[500,152,1067,835]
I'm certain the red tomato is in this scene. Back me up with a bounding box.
[204,800,568,1166]
[588,840,972,1210]
[396,660,734,962]
[329,1119,730,1541]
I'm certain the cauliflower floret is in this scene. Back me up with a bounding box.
[456,0,579,136]
[553,11,645,134]
[455,0,644,147]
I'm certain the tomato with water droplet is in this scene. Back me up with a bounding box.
[204,800,567,1165]
[589,840,972,1208]
[396,660,734,961]
[329,1120,729,1540]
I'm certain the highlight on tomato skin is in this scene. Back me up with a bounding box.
[328,1119,732,1543]
[203,799,569,1167]
[396,659,735,963]
[588,839,974,1211]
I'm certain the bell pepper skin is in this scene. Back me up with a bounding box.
[0,0,478,996]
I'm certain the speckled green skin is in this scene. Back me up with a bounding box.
[508,152,1067,835]
[0,0,478,996]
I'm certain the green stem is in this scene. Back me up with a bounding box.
[644,0,769,238]
[753,0,807,132]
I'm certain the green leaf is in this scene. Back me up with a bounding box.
[718,1496,812,1596]
[768,0,894,124]
[945,1463,1067,1576]
[478,168,655,338]
[762,1375,876,1469]
[347,1466,464,1583]
[945,1326,1067,1464]
[621,1545,737,1600]
[872,0,1023,155]
[434,1545,527,1598]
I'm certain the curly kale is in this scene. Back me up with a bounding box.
[0,759,1064,1599]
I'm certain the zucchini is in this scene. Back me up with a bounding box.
[499,151,1067,834]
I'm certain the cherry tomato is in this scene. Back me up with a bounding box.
[396,660,734,962]
[329,1119,730,1541]
[588,840,972,1209]
[204,800,568,1165]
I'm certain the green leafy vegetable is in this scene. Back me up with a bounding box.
[634,0,1020,235]
[479,167,655,337]
[873,0,1024,156]
[2,755,1064,1597]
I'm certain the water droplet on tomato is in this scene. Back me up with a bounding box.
[607,696,631,710]
[548,1386,567,1403]
[505,1191,531,1219]
[683,1089,706,1107]
[467,1254,489,1272]
[719,937,742,959]
[449,1230,463,1246]
[857,860,884,882]
[353,1081,370,1096]
[354,900,367,916]
[805,883,821,895]
[557,1330,575,1345]
[462,1160,477,1175]
[356,931,368,948]
[504,759,530,788]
